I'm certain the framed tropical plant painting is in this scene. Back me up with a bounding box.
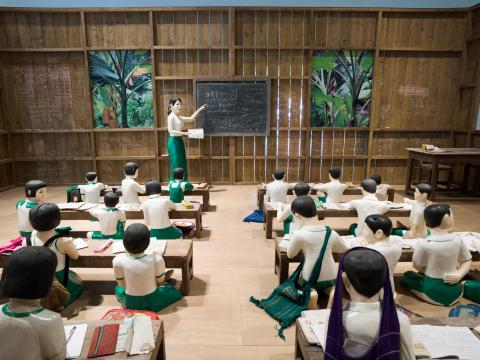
[310,50,373,127]
[89,50,153,128]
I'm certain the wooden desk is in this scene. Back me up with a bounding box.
[60,204,202,238]
[274,237,480,284]
[263,203,410,239]
[0,239,193,296]
[295,317,480,360]
[70,184,210,211]
[257,186,395,210]
[64,319,165,360]
[405,148,480,200]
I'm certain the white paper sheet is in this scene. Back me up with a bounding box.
[412,325,480,359]
[73,238,88,250]
[64,324,88,359]
[57,202,85,210]
[128,316,155,355]
[117,204,142,211]
[457,232,480,252]
[188,128,204,139]
[116,321,133,352]
[112,240,167,255]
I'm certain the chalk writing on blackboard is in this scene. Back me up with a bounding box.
[194,79,270,136]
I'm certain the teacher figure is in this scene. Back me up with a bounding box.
[167,98,207,181]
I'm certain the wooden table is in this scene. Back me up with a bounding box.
[61,204,203,238]
[274,237,480,284]
[295,317,480,360]
[257,186,395,210]
[0,239,194,296]
[405,148,480,200]
[64,319,165,360]
[263,203,410,239]
[70,184,211,211]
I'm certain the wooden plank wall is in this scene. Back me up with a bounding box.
[0,7,476,188]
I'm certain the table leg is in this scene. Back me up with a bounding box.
[274,247,279,275]
[430,157,439,201]
[405,155,413,193]
[266,211,273,239]
[279,253,289,284]
[181,258,191,296]
[156,330,166,360]
[203,192,209,211]
[295,327,305,360]
[259,193,264,211]
[462,163,471,194]
[195,212,202,238]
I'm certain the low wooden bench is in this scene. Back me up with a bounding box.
[60,203,203,238]
[64,319,165,360]
[0,239,194,296]
[263,203,410,239]
[257,186,395,210]
[70,184,210,211]
[274,236,480,284]
[295,317,480,360]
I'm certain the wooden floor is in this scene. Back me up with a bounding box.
[1,185,480,360]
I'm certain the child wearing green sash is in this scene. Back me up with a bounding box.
[251,196,348,339]
[16,180,47,237]
[168,168,196,203]
[113,224,182,312]
[276,183,311,235]
[402,204,472,306]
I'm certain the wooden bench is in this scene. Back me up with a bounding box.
[64,319,165,360]
[0,239,194,296]
[295,317,480,360]
[257,186,395,210]
[263,203,410,239]
[60,203,203,238]
[274,236,480,284]
[70,184,211,211]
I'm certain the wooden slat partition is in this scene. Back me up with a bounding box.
[0,6,478,189]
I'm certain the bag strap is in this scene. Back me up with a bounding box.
[43,235,70,288]
[307,226,331,286]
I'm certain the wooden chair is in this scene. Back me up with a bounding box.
[417,161,453,189]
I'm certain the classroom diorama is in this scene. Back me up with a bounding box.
[1,0,480,359]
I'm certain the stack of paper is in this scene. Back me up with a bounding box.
[188,128,204,139]
[116,316,155,355]
[57,202,86,210]
[297,309,330,347]
[117,204,142,211]
[412,325,480,359]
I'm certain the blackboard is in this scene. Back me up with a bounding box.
[194,78,270,136]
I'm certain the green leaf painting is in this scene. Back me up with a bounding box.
[310,50,373,127]
[89,50,153,128]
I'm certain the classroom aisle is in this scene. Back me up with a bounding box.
[0,185,480,359]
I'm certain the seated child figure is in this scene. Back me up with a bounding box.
[265,169,293,207]
[168,167,196,203]
[17,180,47,237]
[24,203,83,306]
[370,174,391,202]
[277,183,311,235]
[87,192,126,240]
[313,167,347,207]
[346,179,389,237]
[325,248,415,360]
[402,204,472,306]
[359,214,402,294]
[113,223,182,312]
[0,247,66,360]
[401,183,431,239]
[287,196,349,308]
[121,162,145,205]
[141,181,182,240]
[78,171,107,204]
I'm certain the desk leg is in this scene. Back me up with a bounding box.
[430,157,439,201]
[156,332,166,360]
[203,192,209,211]
[462,163,470,194]
[295,327,305,360]
[259,194,264,211]
[405,156,413,193]
[195,212,202,238]
[279,254,289,284]
[181,256,192,296]
[266,212,273,239]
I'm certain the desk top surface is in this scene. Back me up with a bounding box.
[406,147,480,156]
